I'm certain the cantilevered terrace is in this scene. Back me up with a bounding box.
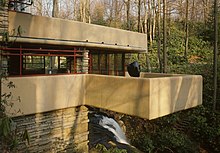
[1,11,202,120]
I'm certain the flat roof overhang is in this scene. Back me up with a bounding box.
[6,36,146,53]
[7,11,147,53]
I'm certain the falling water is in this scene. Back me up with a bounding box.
[90,113,129,145]
[89,112,143,153]
[94,114,129,145]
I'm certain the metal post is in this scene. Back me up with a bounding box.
[74,48,76,74]
[19,45,22,76]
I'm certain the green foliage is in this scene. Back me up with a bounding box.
[188,106,220,152]
[1,31,9,44]
[132,134,154,153]
[0,0,7,7]
[94,144,127,153]
[199,4,220,43]
[0,116,12,137]
[0,79,19,151]
[91,18,107,26]
[0,116,19,151]
[0,78,29,152]
[135,21,213,73]
[22,129,30,145]
[126,105,220,153]
[1,25,25,46]
[154,128,197,153]
[166,25,212,65]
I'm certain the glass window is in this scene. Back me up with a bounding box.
[92,54,99,70]
[115,54,122,71]
[23,55,44,69]
[60,57,67,68]
[100,54,106,70]
[108,54,114,71]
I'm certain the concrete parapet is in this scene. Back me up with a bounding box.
[3,73,202,120]
[2,75,85,115]
[85,74,202,119]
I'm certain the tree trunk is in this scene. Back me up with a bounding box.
[80,0,86,22]
[126,0,131,30]
[51,0,59,70]
[114,0,119,28]
[87,0,91,23]
[52,0,59,17]
[213,0,218,111]
[157,0,162,72]
[179,0,184,21]
[148,0,152,45]
[144,0,151,72]
[191,0,195,21]
[108,1,114,26]
[79,0,90,23]
[152,0,156,41]
[184,0,189,60]
[203,0,210,23]
[163,0,167,73]
[137,0,141,32]
[73,0,78,20]
[36,0,42,16]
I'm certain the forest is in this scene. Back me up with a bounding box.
[1,0,220,152]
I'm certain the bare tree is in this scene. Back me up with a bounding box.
[148,0,153,45]
[52,0,59,17]
[114,0,119,27]
[90,0,106,25]
[191,0,196,21]
[124,0,131,30]
[152,0,156,41]
[163,0,167,73]
[213,0,218,111]
[176,0,185,21]
[203,0,211,23]
[80,0,90,23]
[157,0,162,72]
[137,0,141,32]
[35,0,43,16]
[184,0,189,60]
[144,0,151,72]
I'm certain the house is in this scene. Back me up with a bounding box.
[1,11,147,77]
[0,2,202,152]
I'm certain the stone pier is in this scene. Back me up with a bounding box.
[13,106,89,153]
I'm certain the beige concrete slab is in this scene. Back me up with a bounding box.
[8,11,147,52]
[149,75,202,119]
[85,75,150,119]
[2,75,85,115]
[2,73,202,120]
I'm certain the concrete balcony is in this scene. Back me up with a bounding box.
[3,73,202,120]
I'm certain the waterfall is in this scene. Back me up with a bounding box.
[89,113,129,145]
[89,112,143,153]
[95,114,129,145]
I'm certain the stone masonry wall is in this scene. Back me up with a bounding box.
[13,106,89,153]
[0,1,9,76]
[0,1,8,35]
